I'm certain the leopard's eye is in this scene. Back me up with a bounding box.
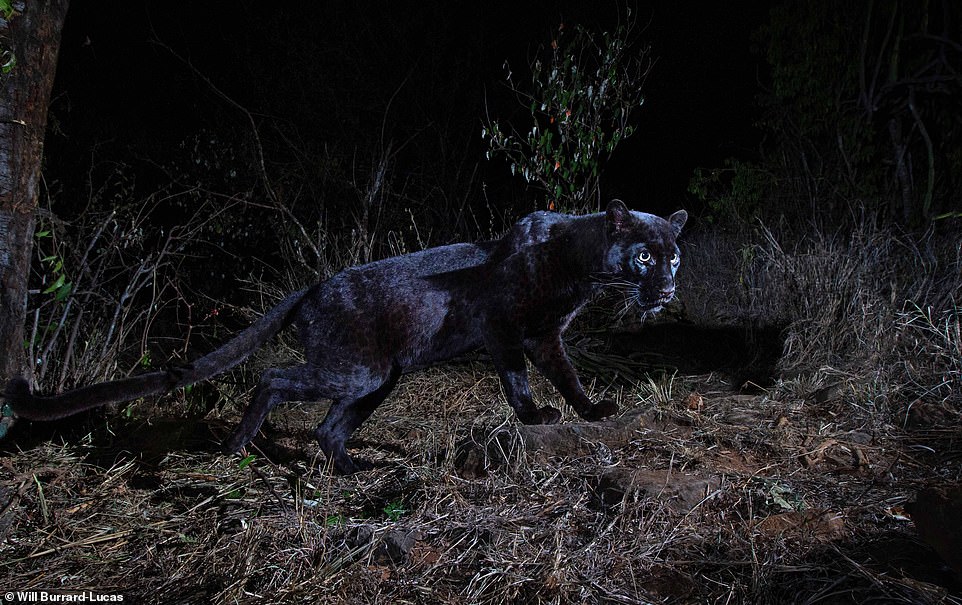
[671,253,680,265]
[638,250,652,263]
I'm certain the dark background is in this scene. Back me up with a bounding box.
[46,1,770,218]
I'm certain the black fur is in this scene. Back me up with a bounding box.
[4,200,687,474]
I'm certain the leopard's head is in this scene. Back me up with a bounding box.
[601,199,687,315]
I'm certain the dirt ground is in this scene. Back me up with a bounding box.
[1,358,961,604]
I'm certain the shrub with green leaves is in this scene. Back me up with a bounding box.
[688,158,776,221]
[483,21,650,214]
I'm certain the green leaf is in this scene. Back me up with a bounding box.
[383,500,407,521]
[238,454,257,470]
[43,274,65,294]
[54,281,72,302]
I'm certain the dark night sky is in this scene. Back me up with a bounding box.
[47,1,771,217]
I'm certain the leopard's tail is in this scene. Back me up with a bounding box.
[3,288,310,421]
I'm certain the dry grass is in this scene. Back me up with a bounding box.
[2,361,960,604]
[680,216,962,417]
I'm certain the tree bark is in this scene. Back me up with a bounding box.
[0,1,70,382]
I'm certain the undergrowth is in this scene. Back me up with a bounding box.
[681,213,962,419]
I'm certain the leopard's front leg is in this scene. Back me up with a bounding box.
[483,323,562,425]
[523,332,618,421]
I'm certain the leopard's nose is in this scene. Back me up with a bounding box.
[659,287,675,300]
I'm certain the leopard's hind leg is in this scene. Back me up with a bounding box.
[224,364,331,453]
[312,363,402,474]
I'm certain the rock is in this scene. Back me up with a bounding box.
[375,529,423,565]
[755,510,847,542]
[514,409,648,455]
[344,525,424,565]
[590,468,722,513]
[844,431,873,445]
[455,408,692,475]
[905,400,958,429]
[812,381,847,404]
[346,525,375,549]
[906,484,962,576]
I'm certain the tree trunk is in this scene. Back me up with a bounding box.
[0,1,70,382]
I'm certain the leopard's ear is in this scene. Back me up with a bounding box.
[606,199,630,234]
[667,210,688,237]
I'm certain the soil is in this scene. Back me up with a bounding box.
[1,341,961,604]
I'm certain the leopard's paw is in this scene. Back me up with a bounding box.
[584,399,618,421]
[537,405,563,424]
